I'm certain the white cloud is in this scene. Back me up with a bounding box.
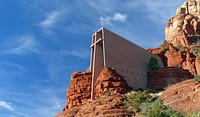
[100,13,127,26]
[113,13,127,22]
[0,101,15,111]
[40,9,66,29]
[2,34,39,55]
[40,11,61,29]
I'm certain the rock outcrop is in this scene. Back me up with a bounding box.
[196,57,200,75]
[56,68,130,117]
[66,72,92,109]
[147,44,198,75]
[165,0,200,47]
[148,67,193,90]
[56,94,136,117]
[160,79,200,112]
[94,68,129,98]
[177,0,200,16]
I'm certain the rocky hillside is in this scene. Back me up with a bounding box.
[56,0,200,116]
[56,68,200,117]
[160,79,200,112]
[56,68,134,117]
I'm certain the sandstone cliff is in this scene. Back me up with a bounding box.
[147,43,199,75]
[66,72,92,109]
[165,0,200,47]
[56,68,130,117]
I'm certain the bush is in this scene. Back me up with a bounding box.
[176,45,183,49]
[124,90,185,116]
[148,57,160,71]
[193,74,200,82]
[191,47,200,58]
[106,89,111,96]
[124,90,152,110]
[140,99,185,117]
[161,40,168,48]
[187,110,200,117]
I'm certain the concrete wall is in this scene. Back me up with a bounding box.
[90,28,163,93]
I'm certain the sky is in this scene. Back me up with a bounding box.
[0,0,185,117]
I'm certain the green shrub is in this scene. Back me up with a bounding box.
[140,99,185,117]
[176,45,183,49]
[161,40,168,48]
[106,89,111,96]
[193,74,200,82]
[148,57,160,71]
[191,47,200,58]
[124,90,152,110]
[187,110,200,117]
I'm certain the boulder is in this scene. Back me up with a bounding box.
[94,68,129,98]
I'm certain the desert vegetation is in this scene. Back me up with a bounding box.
[148,57,160,71]
[123,90,200,117]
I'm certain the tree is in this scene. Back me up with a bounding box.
[148,57,160,71]
[161,40,168,48]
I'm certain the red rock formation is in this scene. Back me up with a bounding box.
[66,72,92,109]
[148,67,193,90]
[57,68,130,117]
[94,68,129,98]
[160,79,200,112]
[56,94,136,117]
[165,0,200,47]
[196,57,200,75]
[147,44,197,75]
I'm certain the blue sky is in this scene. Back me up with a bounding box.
[0,0,185,117]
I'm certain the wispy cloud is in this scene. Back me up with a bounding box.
[124,0,185,23]
[100,13,127,26]
[39,9,68,35]
[0,101,15,111]
[2,34,39,55]
[40,11,63,29]
[0,62,27,79]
